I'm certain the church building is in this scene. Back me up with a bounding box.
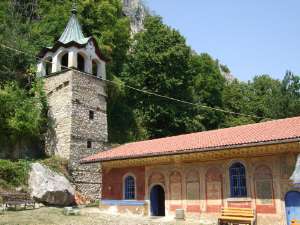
[35,4,300,225]
[82,117,300,225]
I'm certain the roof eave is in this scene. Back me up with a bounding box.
[80,137,300,164]
[37,38,109,62]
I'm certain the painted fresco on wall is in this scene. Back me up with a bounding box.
[280,154,296,179]
[206,167,222,207]
[254,165,274,206]
[149,172,165,185]
[186,171,200,201]
[170,171,182,202]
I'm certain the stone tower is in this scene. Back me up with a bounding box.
[37,7,108,198]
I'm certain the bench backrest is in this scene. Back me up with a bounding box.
[221,207,255,218]
[0,192,32,201]
[291,220,300,225]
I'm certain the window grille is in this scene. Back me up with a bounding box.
[124,176,135,200]
[230,163,247,197]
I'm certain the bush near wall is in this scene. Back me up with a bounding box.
[0,160,31,188]
[0,157,70,191]
[39,156,70,180]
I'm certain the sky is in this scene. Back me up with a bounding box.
[146,0,300,81]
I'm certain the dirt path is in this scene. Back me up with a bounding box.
[0,207,209,225]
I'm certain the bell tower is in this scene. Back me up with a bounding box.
[37,6,108,198]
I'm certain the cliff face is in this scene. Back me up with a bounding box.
[122,0,147,34]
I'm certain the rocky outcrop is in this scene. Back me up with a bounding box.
[122,0,147,34]
[28,163,75,206]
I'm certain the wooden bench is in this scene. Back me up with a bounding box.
[291,220,300,225]
[218,207,256,225]
[0,192,35,210]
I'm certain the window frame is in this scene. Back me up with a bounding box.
[229,162,247,198]
[87,139,92,149]
[123,173,136,200]
[89,110,94,120]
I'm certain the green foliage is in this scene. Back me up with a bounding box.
[0,80,47,149]
[223,73,300,127]
[0,160,31,187]
[111,16,225,141]
[0,0,299,148]
[39,156,70,179]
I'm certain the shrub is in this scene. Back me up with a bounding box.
[39,156,70,180]
[0,160,31,187]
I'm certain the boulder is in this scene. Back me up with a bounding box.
[29,163,75,206]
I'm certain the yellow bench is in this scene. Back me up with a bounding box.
[218,207,256,225]
[291,220,300,225]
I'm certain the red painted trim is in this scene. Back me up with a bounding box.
[207,205,222,213]
[256,205,276,214]
[186,205,201,213]
[170,204,182,211]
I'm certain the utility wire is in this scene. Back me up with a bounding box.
[0,43,267,119]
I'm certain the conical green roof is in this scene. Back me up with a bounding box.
[58,8,89,45]
[37,6,108,62]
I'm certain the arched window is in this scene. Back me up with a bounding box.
[92,60,98,76]
[229,162,247,197]
[77,53,85,72]
[45,57,52,75]
[61,53,68,70]
[124,175,135,200]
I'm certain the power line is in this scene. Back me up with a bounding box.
[0,43,267,119]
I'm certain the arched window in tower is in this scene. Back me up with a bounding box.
[124,175,135,200]
[61,53,68,70]
[229,162,247,197]
[92,60,98,76]
[45,57,52,76]
[77,53,85,72]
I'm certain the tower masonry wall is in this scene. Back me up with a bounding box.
[44,71,73,158]
[70,71,107,199]
[44,70,107,199]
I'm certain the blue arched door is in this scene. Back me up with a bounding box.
[285,191,300,225]
[150,185,165,216]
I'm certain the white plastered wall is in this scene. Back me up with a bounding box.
[37,40,106,79]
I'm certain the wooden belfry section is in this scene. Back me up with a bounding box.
[82,116,300,224]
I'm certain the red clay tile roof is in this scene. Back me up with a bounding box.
[82,116,300,163]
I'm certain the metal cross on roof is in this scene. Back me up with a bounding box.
[71,0,77,14]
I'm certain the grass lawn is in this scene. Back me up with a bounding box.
[0,207,203,225]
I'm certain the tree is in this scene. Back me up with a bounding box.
[0,80,47,158]
[281,71,300,117]
[190,53,225,129]
[114,16,226,140]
